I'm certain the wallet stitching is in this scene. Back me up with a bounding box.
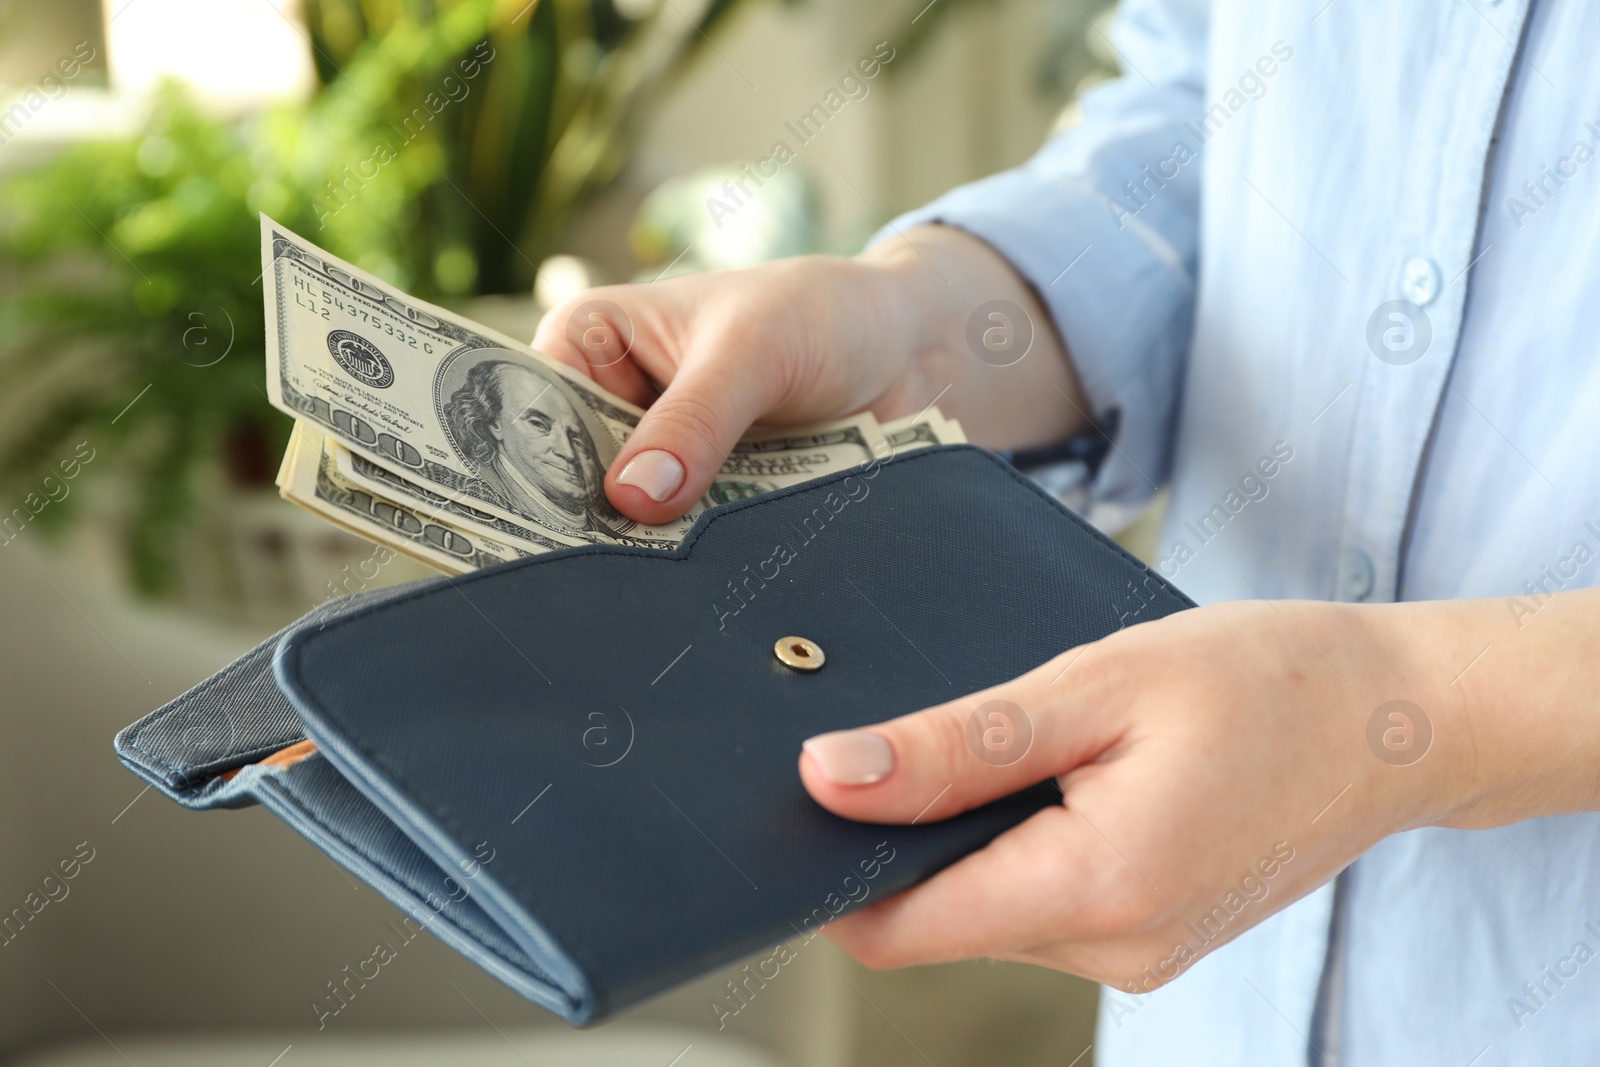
[124,712,301,785]
[276,444,1190,1005]
[123,704,302,786]
[257,768,554,987]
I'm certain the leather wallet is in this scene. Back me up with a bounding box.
[114,445,1193,1025]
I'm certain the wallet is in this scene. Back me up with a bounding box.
[113,445,1193,1025]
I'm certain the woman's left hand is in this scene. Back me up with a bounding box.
[796,592,1600,991]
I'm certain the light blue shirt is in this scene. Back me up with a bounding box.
[886,0,1600,1062]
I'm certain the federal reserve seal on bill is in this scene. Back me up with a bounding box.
[327,329,395,388]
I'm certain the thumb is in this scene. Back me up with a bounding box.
[798,663,1106,825]
[605,355,774,524]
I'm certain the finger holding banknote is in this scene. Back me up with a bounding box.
[533,258,928,526]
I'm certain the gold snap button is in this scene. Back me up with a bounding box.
[774,636,825,671]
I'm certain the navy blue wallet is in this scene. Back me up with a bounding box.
[114,445,1193,1025]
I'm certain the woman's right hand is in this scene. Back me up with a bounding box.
[532,225,1086,526]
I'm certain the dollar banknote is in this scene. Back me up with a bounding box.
[280,406,965,567]
[320,425,887,555]
[279,425,529,575]
[882,412,966,452]
[262,216,892,551]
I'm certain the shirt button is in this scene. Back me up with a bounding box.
[1339,548,1376,602]
[1401,257,1442,306]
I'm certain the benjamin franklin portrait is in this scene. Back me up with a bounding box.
[442,355,632,539]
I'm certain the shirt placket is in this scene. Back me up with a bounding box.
[1333,0,1534,608]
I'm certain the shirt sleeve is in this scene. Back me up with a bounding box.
[872,0,1210,505]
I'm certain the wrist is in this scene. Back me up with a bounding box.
[855,227,966,366]
[1374,593,1600,831]
[857,224,1090,449]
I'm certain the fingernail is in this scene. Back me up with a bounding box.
[803,731,894,786]
[616,450,685,502]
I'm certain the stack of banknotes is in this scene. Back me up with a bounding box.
[262,220,964,575]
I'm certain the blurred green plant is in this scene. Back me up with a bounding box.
[0,0,763,595]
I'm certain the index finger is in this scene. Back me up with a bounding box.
[532,287,670,408]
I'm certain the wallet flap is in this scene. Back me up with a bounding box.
[273,445,1193,1022]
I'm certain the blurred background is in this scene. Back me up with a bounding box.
[0,1,1131,1063]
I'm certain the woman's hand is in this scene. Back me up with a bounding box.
[532,226,1086,526]
[797,592,1600,991]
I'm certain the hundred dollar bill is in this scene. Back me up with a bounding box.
[273,423,298,490]
[261,216,889,550]
[321,428,587,553]
[305,417,913,560]
[280,425,528,575]
[882,411,968,451]
[283,407,965,573]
